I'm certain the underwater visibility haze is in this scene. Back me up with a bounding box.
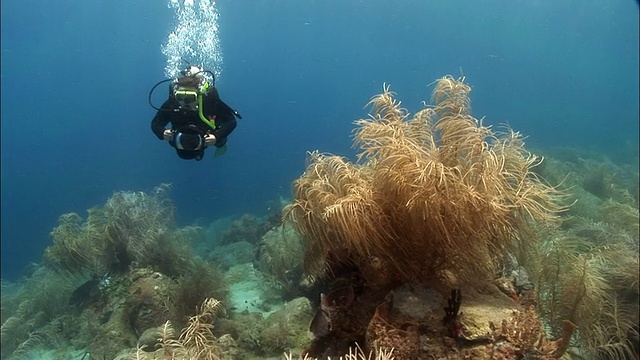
[1,0,638,359]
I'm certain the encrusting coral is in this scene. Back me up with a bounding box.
[490,305,575,359]
[285,75,565,290]
[365,299,420,359]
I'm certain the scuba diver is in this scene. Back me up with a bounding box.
[149,65,242,161]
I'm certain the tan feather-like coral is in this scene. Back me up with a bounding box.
[286,76,565,288]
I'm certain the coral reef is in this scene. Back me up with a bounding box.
[215,311,265,355]
[120,298,225,360]
[169,258,230,329]
[525,222,639,359]
[289,283,575,360]
[365,298,420,359]
[2,185,231,359]
[0,266,81,358]
[490,306,574,359]
[43,184,194,277]
[257,297,314,355]
[523,149,639,359]
[285,76,565,290]
[218,211,281,246]
[208,240,256,270]
[282,76,613,359]
[284,345,395,360]
[532,147,639,221]
[256,224,307,299]
[126,268,175,336]
[3,75,638,360]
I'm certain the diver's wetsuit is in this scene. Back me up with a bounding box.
[151,90,237,150]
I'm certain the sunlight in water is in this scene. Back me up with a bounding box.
[162,0,222,80]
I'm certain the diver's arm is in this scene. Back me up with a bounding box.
[202,92,238,141]
[151,101,173,140]
[213,111,237,140]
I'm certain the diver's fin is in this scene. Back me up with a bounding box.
[214,144,228,157]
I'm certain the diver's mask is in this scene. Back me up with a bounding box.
[171,77,210,111]
[173,87,200,110]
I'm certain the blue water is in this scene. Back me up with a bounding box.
[2,0,638,281]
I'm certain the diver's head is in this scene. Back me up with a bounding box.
[171,76,200,111]
[171,66,211,111]
[172,78,199,110]
[181,65,205,78]
[148,65,217,112]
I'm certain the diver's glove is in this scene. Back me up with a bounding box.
[204,133,217,146]
[163,129,175,141]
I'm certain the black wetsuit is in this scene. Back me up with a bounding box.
[151,90,237,159]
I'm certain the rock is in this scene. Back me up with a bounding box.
[137,326,167,352]
[126,269,175,336]
[457,284,518,342]
[258,297,314,354]
[216,333,239,359]
[365,299,420,359]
